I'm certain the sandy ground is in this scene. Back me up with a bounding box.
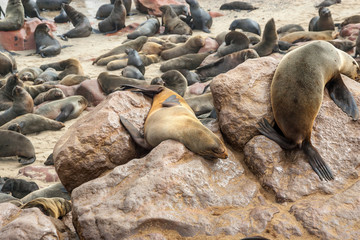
[0,0,359,189]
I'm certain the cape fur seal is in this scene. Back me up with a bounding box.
[127,15,160,39]
[96,2,114,20]
[0,74,22,111]
[33,88,64,105]
[220,1,258,11]
[21,197,72,219]
[229,18,261,35]
[98,0,126,34]
[34,23,61,58]
[54,4,69,23]
[186,0,212,33]
[157,70,188,97]
[160,5,192,35]
[309,7,335,32]
[217,30,250,57]
[258,41,360,181]
[160,51,211,72]
[316,0,341,8]
[252,18,278,57]
[18,67,43,82]
[120,85,228,159]
[161,35,205,60]
[1,178,39,198]
[0,0,24,31]
[0,130,36,164]
[97,72,148,94]
[40,58,84,80]
[279,30,337,43]
[0,51,16,76]
[36,0,71,11]
[22,0,43,20]
[34,68,58,85]
[60,3,92,40]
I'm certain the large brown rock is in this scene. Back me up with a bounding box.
[134,0,185,16]
[243,76,360,202]
[54,91,151,192]
[0,202,73,239]
[211,56,280,149]
[290,180,360,240]
[72,140,278,239]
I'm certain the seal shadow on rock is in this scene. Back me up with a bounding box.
[60,3,92,40]
[34,23,61,58]
[98,0,126,34]
[0,130,36,165]
[258,41,360,181]
[119,85,228,160]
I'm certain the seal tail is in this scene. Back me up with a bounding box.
[302,140,334,181]
[257,118,297,150]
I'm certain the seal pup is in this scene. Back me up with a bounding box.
[258,41,360,181]
[22,0,43,20]
[220,1,258,11]
[160,5,192,35]
[18,67,43,82]
[160,51,211,72]
[40,58,84,80]
[161,35,205,60]
[157,70,188,96]
[186,0,212,33]
[34,23,61,58]
[0,130,36,164]
[229,18,261,35]
[60,3,92,40]
[1,179,39,198]
[127,15,160,39]
[252,18,278,57]
[0,51,16,76]
[1,113,65,134]
[121,48,145,79]
[21,197,72,219]
[120,85,228,159]
[34,68,58,85]
[309,7,335,32]
[54,4,69,23]
[34,95,87,122]
[217,31,250,57]
[185,92,214,116]
[36,0,71,11]
[98,0,126,34]
[97,72,149,94]
[327,39,355,53]
[0,0,24,31]
[0,86,34,126]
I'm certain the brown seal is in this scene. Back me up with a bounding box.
[97,72,148,94]
[60,3,92,40]
[98,0,126,33]
[279,30,337,43]
[33,88,65,105]
[356,31,360,57]
[120,86,228,159]
[0,0,24,31]
[220,1,258,11]
[217,30,250,57]
[92,36,148,65]
[21,182,70,203]
[0,51,16,76]
[340,15,360,27]
[34,23,61,57]
[36,0,71,11]
[34,68,58,85]
[106,54,159,71]
[327,39,355,53]
[161,35,205,60]
[185,92,214,116]
[0,74,22,111]
[18,67,43,82]
[127,15,160,39]
[258,41,360,181]
[40,58,84,80]
[160,5,192,35]
[160,51,211,72]
[0,86,34,126]
[309,7,335,32]
[277,24,305,35]
[315,0,341,8]
[21,197,72,219]
[228,18,261,35]
[95,2,114,20]
[186,0,212,33]
[1,113,65,134]
[155,70,188,97]
[252,18,278,57]
[140,41,163,55]
[0,130,36,165]
[59,74,89,86]
[34,95,88,122]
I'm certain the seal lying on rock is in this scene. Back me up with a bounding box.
[120,85,228,159]
[21,197,72,219]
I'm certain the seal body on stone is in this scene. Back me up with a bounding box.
[258,41,360,181]
[40,58,83,80]
[34,23,61,58]
[1,179,39,198]
[0,130,36,164]
[60,3,92,40]
[98,0,126,33]
[120,86,228,159]
[127,15,160,39]
[161,35,205,60]
[186,0,212,33]
[97,72,148,94]
[36,0,71,11]
[229,18,261,35]
[160,5,192,35]
[0,52,16,76]
[159,70,188,97]
[309,7,335,32]
[0,0,24,31]
[279,30,337,43]
[21,197,72,219]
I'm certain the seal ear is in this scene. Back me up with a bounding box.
[325,74,359,120]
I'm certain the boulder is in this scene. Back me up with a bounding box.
[54,91,151,192]
[211,56,279,149]
[72,140,279,239]
[242,75,360,202]
[134,0,185,16]
[74,78,107,107]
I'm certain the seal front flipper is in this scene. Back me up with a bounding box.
[162,95,181,107]
[120,116,152,150]
[325,74,359,120]
[257,118,297,150]
[55,104,74,122]
[302,140,334,181]
[18,156,36,165]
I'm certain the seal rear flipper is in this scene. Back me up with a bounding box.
[162,95,181,107]
[120,116,152,150]
[18,156,36,165]
[326,74,359,120]
[302,140,334,181]
[55,104,74,122]
[257,118,297,150]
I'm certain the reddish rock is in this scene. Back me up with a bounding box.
[106,23,140,36]
[211,56,279,149]
[18,166,59,182]
[209,11,224,18]
[55,84,79,97]
[134,0,185,16]
[72,140,278,239]
[187,81,211,95]
[75,79,106,107]
[53,91,151,192]
[198,37,219,53]
[0,18,56,51]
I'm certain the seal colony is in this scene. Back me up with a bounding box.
[1,0,360,238]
